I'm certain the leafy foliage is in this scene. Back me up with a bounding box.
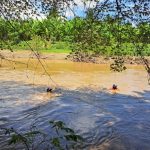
[0,17,150,55]
[2,120,83,150]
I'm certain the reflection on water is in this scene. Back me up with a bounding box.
[0,59,150,150]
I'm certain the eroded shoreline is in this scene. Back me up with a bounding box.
[0,50,150,65]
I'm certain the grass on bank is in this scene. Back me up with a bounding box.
[10,40,71,54]
[1,38,150,55]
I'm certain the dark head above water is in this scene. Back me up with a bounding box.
[112,84,117,90]
[47,87,53,93]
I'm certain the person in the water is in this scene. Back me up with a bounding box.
[47,87,53,93]
[112,84,118,90]
[109,84,119,94]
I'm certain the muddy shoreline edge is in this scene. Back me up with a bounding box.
[0,50,150,65]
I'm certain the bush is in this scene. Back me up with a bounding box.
[1,120,83,150]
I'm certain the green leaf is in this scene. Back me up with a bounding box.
[51,138,60,147]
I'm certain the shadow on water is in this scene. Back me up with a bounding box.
[0,80,150,150]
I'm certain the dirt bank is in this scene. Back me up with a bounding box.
[0,50,150,65]
[67,52,150,65]
[0,50,68,60]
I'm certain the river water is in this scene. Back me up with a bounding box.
[0,59,150,150]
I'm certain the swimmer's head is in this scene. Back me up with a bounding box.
[112,84,117,89]
[47,87,53,93]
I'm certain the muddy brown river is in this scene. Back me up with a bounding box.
[0,59,150,150]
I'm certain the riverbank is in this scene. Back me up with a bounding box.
[67,52,150,65]
[0,50,68,60]
[0,50,150,65]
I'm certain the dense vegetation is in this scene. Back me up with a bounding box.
[0,15,150,56]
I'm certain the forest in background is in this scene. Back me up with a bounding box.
[0,12,150,57]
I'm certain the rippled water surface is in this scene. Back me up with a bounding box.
[0,59,150,150]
